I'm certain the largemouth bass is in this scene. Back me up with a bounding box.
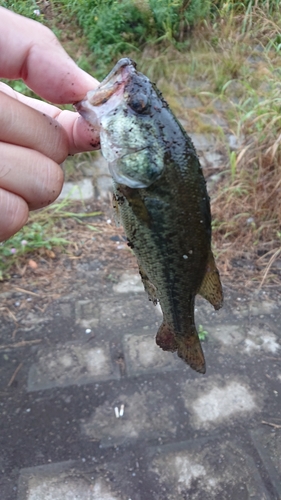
[75,58,223,373]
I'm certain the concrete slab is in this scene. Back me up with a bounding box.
[149,439,271,499]
[189,133,215,151]
[244,326,280,354]
[113,272,144,294]
[58,179,94,201]
[98,297,157,332]
[123,332,177,374]
[251,428,281,498]
[182,96,201,108]
[75,299,100,329]
[182,377,258,429]
[204,151,224,166]
[28,342,116,391]
[18,461,122,500]
[208,324,244,346]
[81,388,177,446]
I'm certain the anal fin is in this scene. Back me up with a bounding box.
[156,322,206,374]
[199,250,223,310]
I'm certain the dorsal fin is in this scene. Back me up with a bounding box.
[198,250,223,310]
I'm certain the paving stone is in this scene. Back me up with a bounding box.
[75,300,100,328]
[113,272,144,294]
[149,439,271,499]
[232,299,279,320]
[204,151,224,166]
[208,324,244,346]
[91,153,108,176]
[58,179,94,201]
[206,172,224,192]
[95,175,112,200]
[18,461,122,500]
[200,113,228,128]
[182,96,201,108]
[249,300,278,316]
[185,79,210,91]
[28,342,116,391]
[251,428,281,498]
[182,377,258,429]
[244,326,280,354]
[227,133,244,150]
[81,388,177,446]
[123,332,178,375]
[98,297,157,332]
[189,132,215,151]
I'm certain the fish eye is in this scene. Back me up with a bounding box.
[128,93,149,114]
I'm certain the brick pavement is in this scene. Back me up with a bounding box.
[0,267,280,500]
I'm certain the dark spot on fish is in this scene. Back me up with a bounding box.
[115,193,125,205]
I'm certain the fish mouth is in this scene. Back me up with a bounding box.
[86,58,136,105]
[74,58,136,122]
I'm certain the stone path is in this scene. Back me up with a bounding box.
[0,263,280,499]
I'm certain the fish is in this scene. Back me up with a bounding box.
[75,58,223,373]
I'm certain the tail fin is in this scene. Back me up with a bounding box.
[156,322,206,374]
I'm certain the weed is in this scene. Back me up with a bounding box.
[1,0,43,19]
[0,222,69,280]
[198,324,208,341]
[0,195,101,280]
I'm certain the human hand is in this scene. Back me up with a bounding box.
[0,7,100,241]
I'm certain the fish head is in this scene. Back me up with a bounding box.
[75,58,168,188]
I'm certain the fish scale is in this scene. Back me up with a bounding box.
[75,58,223,373]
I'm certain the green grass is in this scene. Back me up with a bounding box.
[0,195,101,280]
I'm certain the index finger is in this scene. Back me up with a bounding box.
[0,7,99,103]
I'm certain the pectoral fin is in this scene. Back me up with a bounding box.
[119,185,151,225]
[112,193,121,226]
[199,250,223,310]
